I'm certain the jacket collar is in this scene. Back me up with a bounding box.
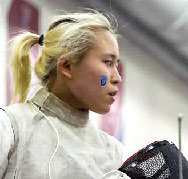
[30,88,89,127]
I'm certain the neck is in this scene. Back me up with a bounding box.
[48,81,88,112]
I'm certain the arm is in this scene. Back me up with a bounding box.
[0,109,14,178]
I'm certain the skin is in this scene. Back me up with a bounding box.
[50,30,122,114]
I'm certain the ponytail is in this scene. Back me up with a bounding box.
[10,11,118,103]
[11,32,39,103]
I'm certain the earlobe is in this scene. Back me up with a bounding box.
[57,56,72,79]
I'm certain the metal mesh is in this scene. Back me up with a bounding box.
[158,168,171,179]
[137,152,165,177]
[119,140,188,179]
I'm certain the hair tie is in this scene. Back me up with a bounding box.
[38,34,44,46]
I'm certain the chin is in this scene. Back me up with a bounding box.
[92,105,111,114]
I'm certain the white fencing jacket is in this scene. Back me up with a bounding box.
[0,88,129,179]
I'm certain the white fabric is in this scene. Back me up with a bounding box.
[0,111,130,179]
[101,170,130,179]
[0,109,14,178]
[0,88,129,178]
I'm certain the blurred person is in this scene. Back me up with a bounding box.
[0,10,129,179]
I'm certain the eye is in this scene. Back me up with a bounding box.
[104,60,113,66]
[116,59,121,68]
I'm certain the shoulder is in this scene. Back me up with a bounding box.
[4,102,33,114]
[0,107,14,140]
[0,108,13,134]
[0,107,14,157]
[3,101,37,121]
[1,102,40,136]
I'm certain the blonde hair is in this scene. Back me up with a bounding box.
[10,10,118,103]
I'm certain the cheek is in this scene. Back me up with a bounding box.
[77,74,101,95]
[86,69,110,91]
[70,63,111,102]
[72,70,107,98]
[100,75,108,87]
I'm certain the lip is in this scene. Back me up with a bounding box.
[108,90,118,97]
[109,95,115,102]
[108,90,118,102]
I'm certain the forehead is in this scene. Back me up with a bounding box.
[78,30,120,66]
[93,30,119,59]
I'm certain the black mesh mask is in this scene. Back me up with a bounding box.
[119,140,188,179]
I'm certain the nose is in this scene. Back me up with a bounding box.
[110,68,122,85]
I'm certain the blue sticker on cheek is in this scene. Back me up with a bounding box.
[100,75,108,87]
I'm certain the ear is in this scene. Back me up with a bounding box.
[57,56,72,79]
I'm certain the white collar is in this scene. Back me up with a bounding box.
[30,88,89,127]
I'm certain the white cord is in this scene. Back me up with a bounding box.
[31,102,60,179]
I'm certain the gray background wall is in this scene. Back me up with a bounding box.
[0,0,187,159]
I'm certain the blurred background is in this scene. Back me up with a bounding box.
[0,0,188,160]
